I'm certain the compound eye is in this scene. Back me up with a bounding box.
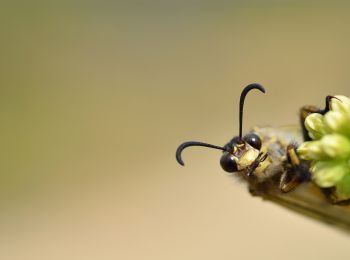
[243,133,261,150]
[229,136,241,146]
[223,136,241,152]
[220,152,238,172]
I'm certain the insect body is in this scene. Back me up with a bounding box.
[176,84,310,195]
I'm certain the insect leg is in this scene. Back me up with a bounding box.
[321,187,350,205]
[280,144,310,193]
[247,152,268,177]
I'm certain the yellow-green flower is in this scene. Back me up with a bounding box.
[304,113,329,140]
[298,95,350,198]
[311,160,349,188]
[298,140,324,160]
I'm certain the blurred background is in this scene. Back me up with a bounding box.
[1,1,350,259]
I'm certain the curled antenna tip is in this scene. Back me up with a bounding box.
[175,141,227,167]
[176,144,186,166]
[245,83,266,94]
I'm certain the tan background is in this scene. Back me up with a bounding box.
[1,1,350,259]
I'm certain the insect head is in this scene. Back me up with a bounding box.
[176,84,267,176]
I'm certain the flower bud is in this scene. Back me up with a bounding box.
[330,95,350,114]
[304,113,328,140]
[298,141,324,160]
[312,161,348,188]
[324,110,350,136]
[336,173,350,198]
[320,134,350,159]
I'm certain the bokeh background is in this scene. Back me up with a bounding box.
[1,1,350,259]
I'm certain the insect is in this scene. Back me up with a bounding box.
[175,83,343,202]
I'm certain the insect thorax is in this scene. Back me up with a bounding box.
[247,125,302,182]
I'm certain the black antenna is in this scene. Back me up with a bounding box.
[175,83,266,167]
[239,83,265,140]
[176,141,227,166]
